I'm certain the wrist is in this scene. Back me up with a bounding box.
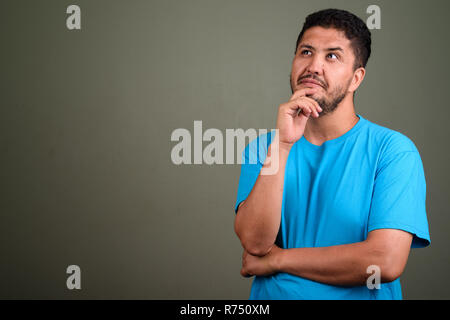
[271,247,286,273]
[264,141,291,168]
[278,141,293,153]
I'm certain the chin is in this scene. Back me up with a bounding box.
[306,91,321,99]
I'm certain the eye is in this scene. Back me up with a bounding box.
[300,50,312,56]
[327,52,338,60]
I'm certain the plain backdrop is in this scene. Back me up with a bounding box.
[1,0,449,299]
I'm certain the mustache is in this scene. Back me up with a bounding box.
[297,74,327,89]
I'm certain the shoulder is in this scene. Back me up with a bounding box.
[242,130,275,164]
[361,117,423,174]
[362,116,420,155]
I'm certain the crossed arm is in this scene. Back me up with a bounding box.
[235,143,413,286]
[238,220,413,285]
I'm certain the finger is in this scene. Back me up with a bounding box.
[290,99,312,118]
[289,87,320,101]
[294,106,311,129]
[290,87,318,101]
[240,268,253,278]
[280,101,309,118]
[298,104,312,118]
[303,100,319,118]
[294,97,322,117]
[303,96,322,113]
[282,96,320,119]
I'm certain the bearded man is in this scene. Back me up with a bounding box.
[234,8,430,300]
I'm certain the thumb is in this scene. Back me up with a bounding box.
[293,109,310,130]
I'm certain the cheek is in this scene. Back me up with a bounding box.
[325,70,350,90]
[292,59,305,76]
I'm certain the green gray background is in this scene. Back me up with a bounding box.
[1,0,449,299]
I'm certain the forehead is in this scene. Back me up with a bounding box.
[298,26,352,51]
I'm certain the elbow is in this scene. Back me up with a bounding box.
[242,241,273,257]
[234,218,272,256]
[234,204,274,257]
[380,263,404,283]
[365,238,409,284]
[241,239,273,257]
[378,254,407,283]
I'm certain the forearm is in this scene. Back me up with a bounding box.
[276,241,392,286]
[235,142,292,256]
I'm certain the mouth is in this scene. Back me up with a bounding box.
[299,79,324,89]
[300,81,323,89]
[297,75,326,90]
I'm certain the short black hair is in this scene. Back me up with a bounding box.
[295,9,372,70]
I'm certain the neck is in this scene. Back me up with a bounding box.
[303,94,359,146]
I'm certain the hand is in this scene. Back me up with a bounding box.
[240,245,283,278]
[276,88,322,147]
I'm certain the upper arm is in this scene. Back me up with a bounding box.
[366,228,413,281]
[234,201,245,237]
[234,132,273,214]
[368,138,430,248]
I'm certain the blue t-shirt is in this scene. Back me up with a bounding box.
[234,114,430,300]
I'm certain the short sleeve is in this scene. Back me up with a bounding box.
[234,132,273,214]
[368,148,431,248]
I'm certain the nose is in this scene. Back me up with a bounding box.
[306,55,324,75]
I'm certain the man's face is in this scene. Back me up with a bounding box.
[290,26,357,115]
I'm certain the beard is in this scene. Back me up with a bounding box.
[290,76,352,115]
[310,85,347,115]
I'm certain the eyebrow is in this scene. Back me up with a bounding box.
[299,44,344,52]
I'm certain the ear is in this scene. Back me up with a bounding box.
[348,67,366,93]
